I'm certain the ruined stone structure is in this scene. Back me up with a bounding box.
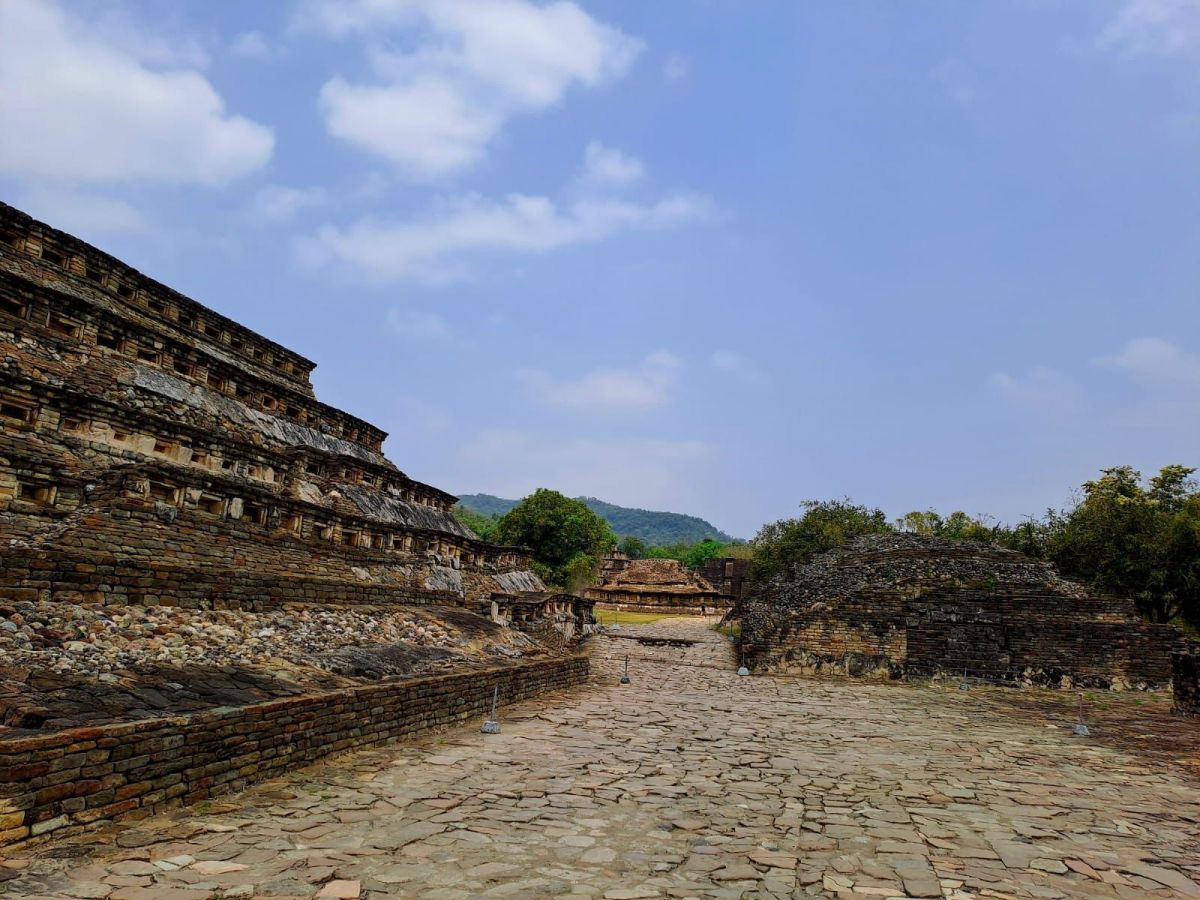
[483,592,597,643]
[0,654,587,849]
[1174,650,1200,716]
[584,558,728,615]
[742,534,1182,688]
[697,556,751,609]
[0,201,545,609]
[598,551,631,581]
[0,202,595,848]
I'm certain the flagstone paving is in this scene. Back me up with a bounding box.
[2,618,1199,899]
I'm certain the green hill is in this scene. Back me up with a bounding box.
[455,493,736,546]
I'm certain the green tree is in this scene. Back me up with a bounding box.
[494,489,617,590]
[1044,465,1200,624]
[897,509,994,542]
[682,538,725,569]
[618,535,649,559]
[751,499,893,580]
[452,504,498,541]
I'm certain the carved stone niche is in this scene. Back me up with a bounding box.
[123,476,149,496]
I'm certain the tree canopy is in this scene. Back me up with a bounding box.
[1038,465,1200,624]
[749,465,1200,628]
[493,489,617,590]
[451,504,497,542]
[750,499,893,580]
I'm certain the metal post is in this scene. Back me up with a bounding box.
[481,684,501,734]
[1073,694,1089,736]
[620,655,631,684]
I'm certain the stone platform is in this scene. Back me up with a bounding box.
[3,619,1199,898]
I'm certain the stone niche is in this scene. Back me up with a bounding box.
[742,533,1183,689]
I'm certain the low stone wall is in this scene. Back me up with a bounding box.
[1174,650,1200,716]
[0,654,588,849]
[595,601,719,617]
[0,546,465,611]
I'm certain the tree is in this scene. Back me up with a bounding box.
[493,489,617,590]
[452,504,498,542]
[751,499,893,581]
[897,509,994,542]
[1043,465,1200,624]
[618,535,648,559]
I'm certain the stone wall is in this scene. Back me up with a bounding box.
[697,557,751,607]
[0,654,588,849]
[584,559,727,615]
[743,534,1182,689]
[0,200,542,606]
[1174,650,1200,716]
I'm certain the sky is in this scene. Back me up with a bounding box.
[1,0,1198,538]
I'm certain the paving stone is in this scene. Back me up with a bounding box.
[6,620,1200,900]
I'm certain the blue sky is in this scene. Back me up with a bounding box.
[2,0,1198,538]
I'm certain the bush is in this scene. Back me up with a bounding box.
[750,499,893,580]
[494,488,616,590]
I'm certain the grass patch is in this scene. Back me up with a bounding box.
[593,609,675,625]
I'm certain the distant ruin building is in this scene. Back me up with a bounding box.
[0,201,546,610]
[697,556,751,609]
[585,558,728,615]
[742,533,1182,689]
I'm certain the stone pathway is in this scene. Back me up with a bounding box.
[3,618,1199,899]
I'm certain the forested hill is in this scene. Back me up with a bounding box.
[455,494,736,545]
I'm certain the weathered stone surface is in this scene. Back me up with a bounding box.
[585,558,727,615]
[743,533,1183,688]
[4,619,1198,899]
[0,200,595,641]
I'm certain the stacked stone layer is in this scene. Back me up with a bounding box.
[584,558,728,614]
[0,200,544,613]
[0,202,598,848]
[0,653,588,849]
[743,534,1181,689]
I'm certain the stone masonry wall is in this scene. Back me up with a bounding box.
[1174,650,1200,717]
[0,654,588,849]
[743,535,1182,689]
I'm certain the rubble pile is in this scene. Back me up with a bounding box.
[0,600,539,678]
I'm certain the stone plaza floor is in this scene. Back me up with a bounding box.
[2,618,1199,899]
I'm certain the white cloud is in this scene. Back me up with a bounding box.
[579,142,645,189]
[1099,0,1200,55]
[663,53,689,83]
[989,367,1081,416]
[517,351,681,413]
[86,6,211,70]
[1106,337,1200,388]
[711,350,767,384]
[230,31,269,60]
[319,77,502,180]
[0,0,273,185]
[298,185,713,283]
[249,186,329,223]
[18,188,147,237]
[386,308,451,341]
[301,0,643,180]
[456,429,713,510]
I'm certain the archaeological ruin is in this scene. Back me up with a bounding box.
[742,533,1183,689]
[584,558,728,615]
[0,202,591,848]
